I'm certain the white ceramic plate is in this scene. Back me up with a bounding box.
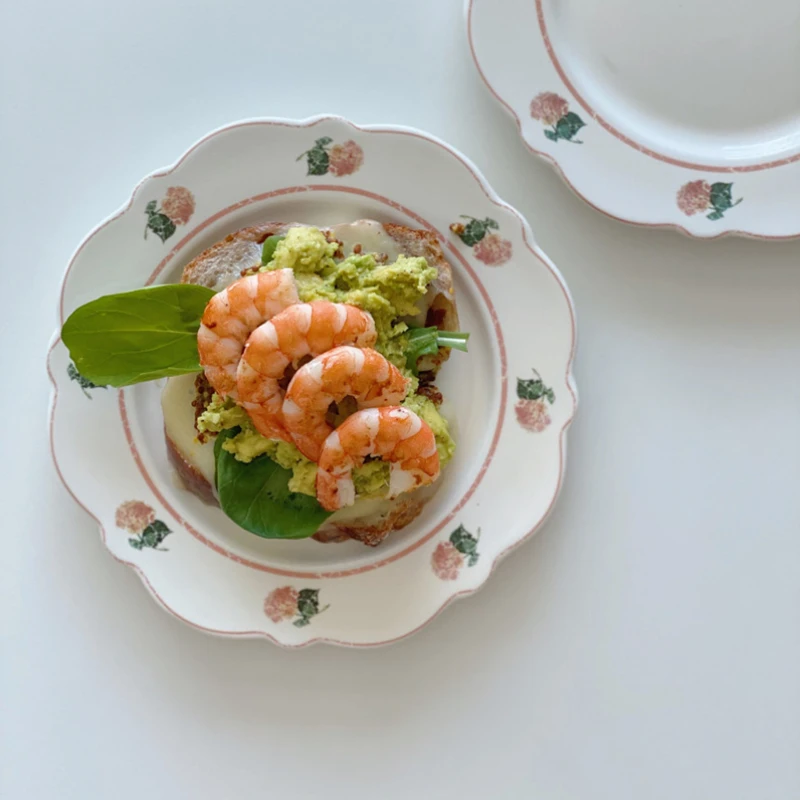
[468,0,800,239]
[48,116,577,647]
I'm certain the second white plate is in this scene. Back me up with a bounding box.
[468,0,800,239]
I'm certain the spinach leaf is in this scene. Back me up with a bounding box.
[214,429,332,539]
[261,235,285,265]
[61,284,214,387]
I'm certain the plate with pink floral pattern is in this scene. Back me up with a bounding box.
[47,116,577,647]
[468,0,800,239]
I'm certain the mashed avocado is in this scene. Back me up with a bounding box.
[270,226,338,274]
[200,225,455,499]
[352,460,390,498]
[261,227,436,369]
[403,393,456,465]
[197,386,455,499]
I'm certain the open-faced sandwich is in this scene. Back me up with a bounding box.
[62,221,468,546]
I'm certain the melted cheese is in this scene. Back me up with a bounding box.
[329,220,403,261]
[161,374,216,484]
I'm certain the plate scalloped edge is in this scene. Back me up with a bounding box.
[47,114,578,647]
[465,0,800,241]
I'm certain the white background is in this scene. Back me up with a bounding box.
[2,1,799,798]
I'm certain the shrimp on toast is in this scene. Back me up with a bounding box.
[196,269,299,399]
[283,346,408,461]
[236,301,377,441]
[316,407,440,511]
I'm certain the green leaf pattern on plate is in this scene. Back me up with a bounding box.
[707,182,743,220]
[551,111,586,143]
[295,588,327,628]
[129,519,172,551]
[450,525,481,568]
[298,137,332,176]
[144,200,176,243]
[517,372,555,405]
[452,216,499,247]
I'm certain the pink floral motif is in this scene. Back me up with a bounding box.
[516,370,555,432]
[515,399,551,433]
[451,217,513,266]
[264,586,299,623]
[115,502,171,550]
[298,137,365,177]
[529,92,586,143]
[431,541,464,581]
[676,180,712,216]
[328,140,364,177]
[473,233,513,266]
[676,180,742,221]
[115,501,156,534]
[530,92,570,126]
[144,186,195,242]
[160,186,195,225]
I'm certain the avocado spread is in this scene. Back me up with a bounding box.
[197,226,454,499]
[264,227,436,368]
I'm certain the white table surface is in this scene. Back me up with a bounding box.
[3,1,799,798]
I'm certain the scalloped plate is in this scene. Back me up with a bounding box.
[467,0,800,239]
[48,117,577,647]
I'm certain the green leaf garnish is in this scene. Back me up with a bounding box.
[214,429,332,539]
[406,326,469,373]
[61,284,215,387]
[261,235,285,265]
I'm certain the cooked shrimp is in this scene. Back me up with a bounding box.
[283,346,408,461]
[316,406,440,511]
[196,269,299,399]
[236,301,377,441]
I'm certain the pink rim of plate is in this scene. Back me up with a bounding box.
[466,0,800,240]
[48,116,578,646]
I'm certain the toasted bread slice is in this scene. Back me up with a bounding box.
[166,221,458,546]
